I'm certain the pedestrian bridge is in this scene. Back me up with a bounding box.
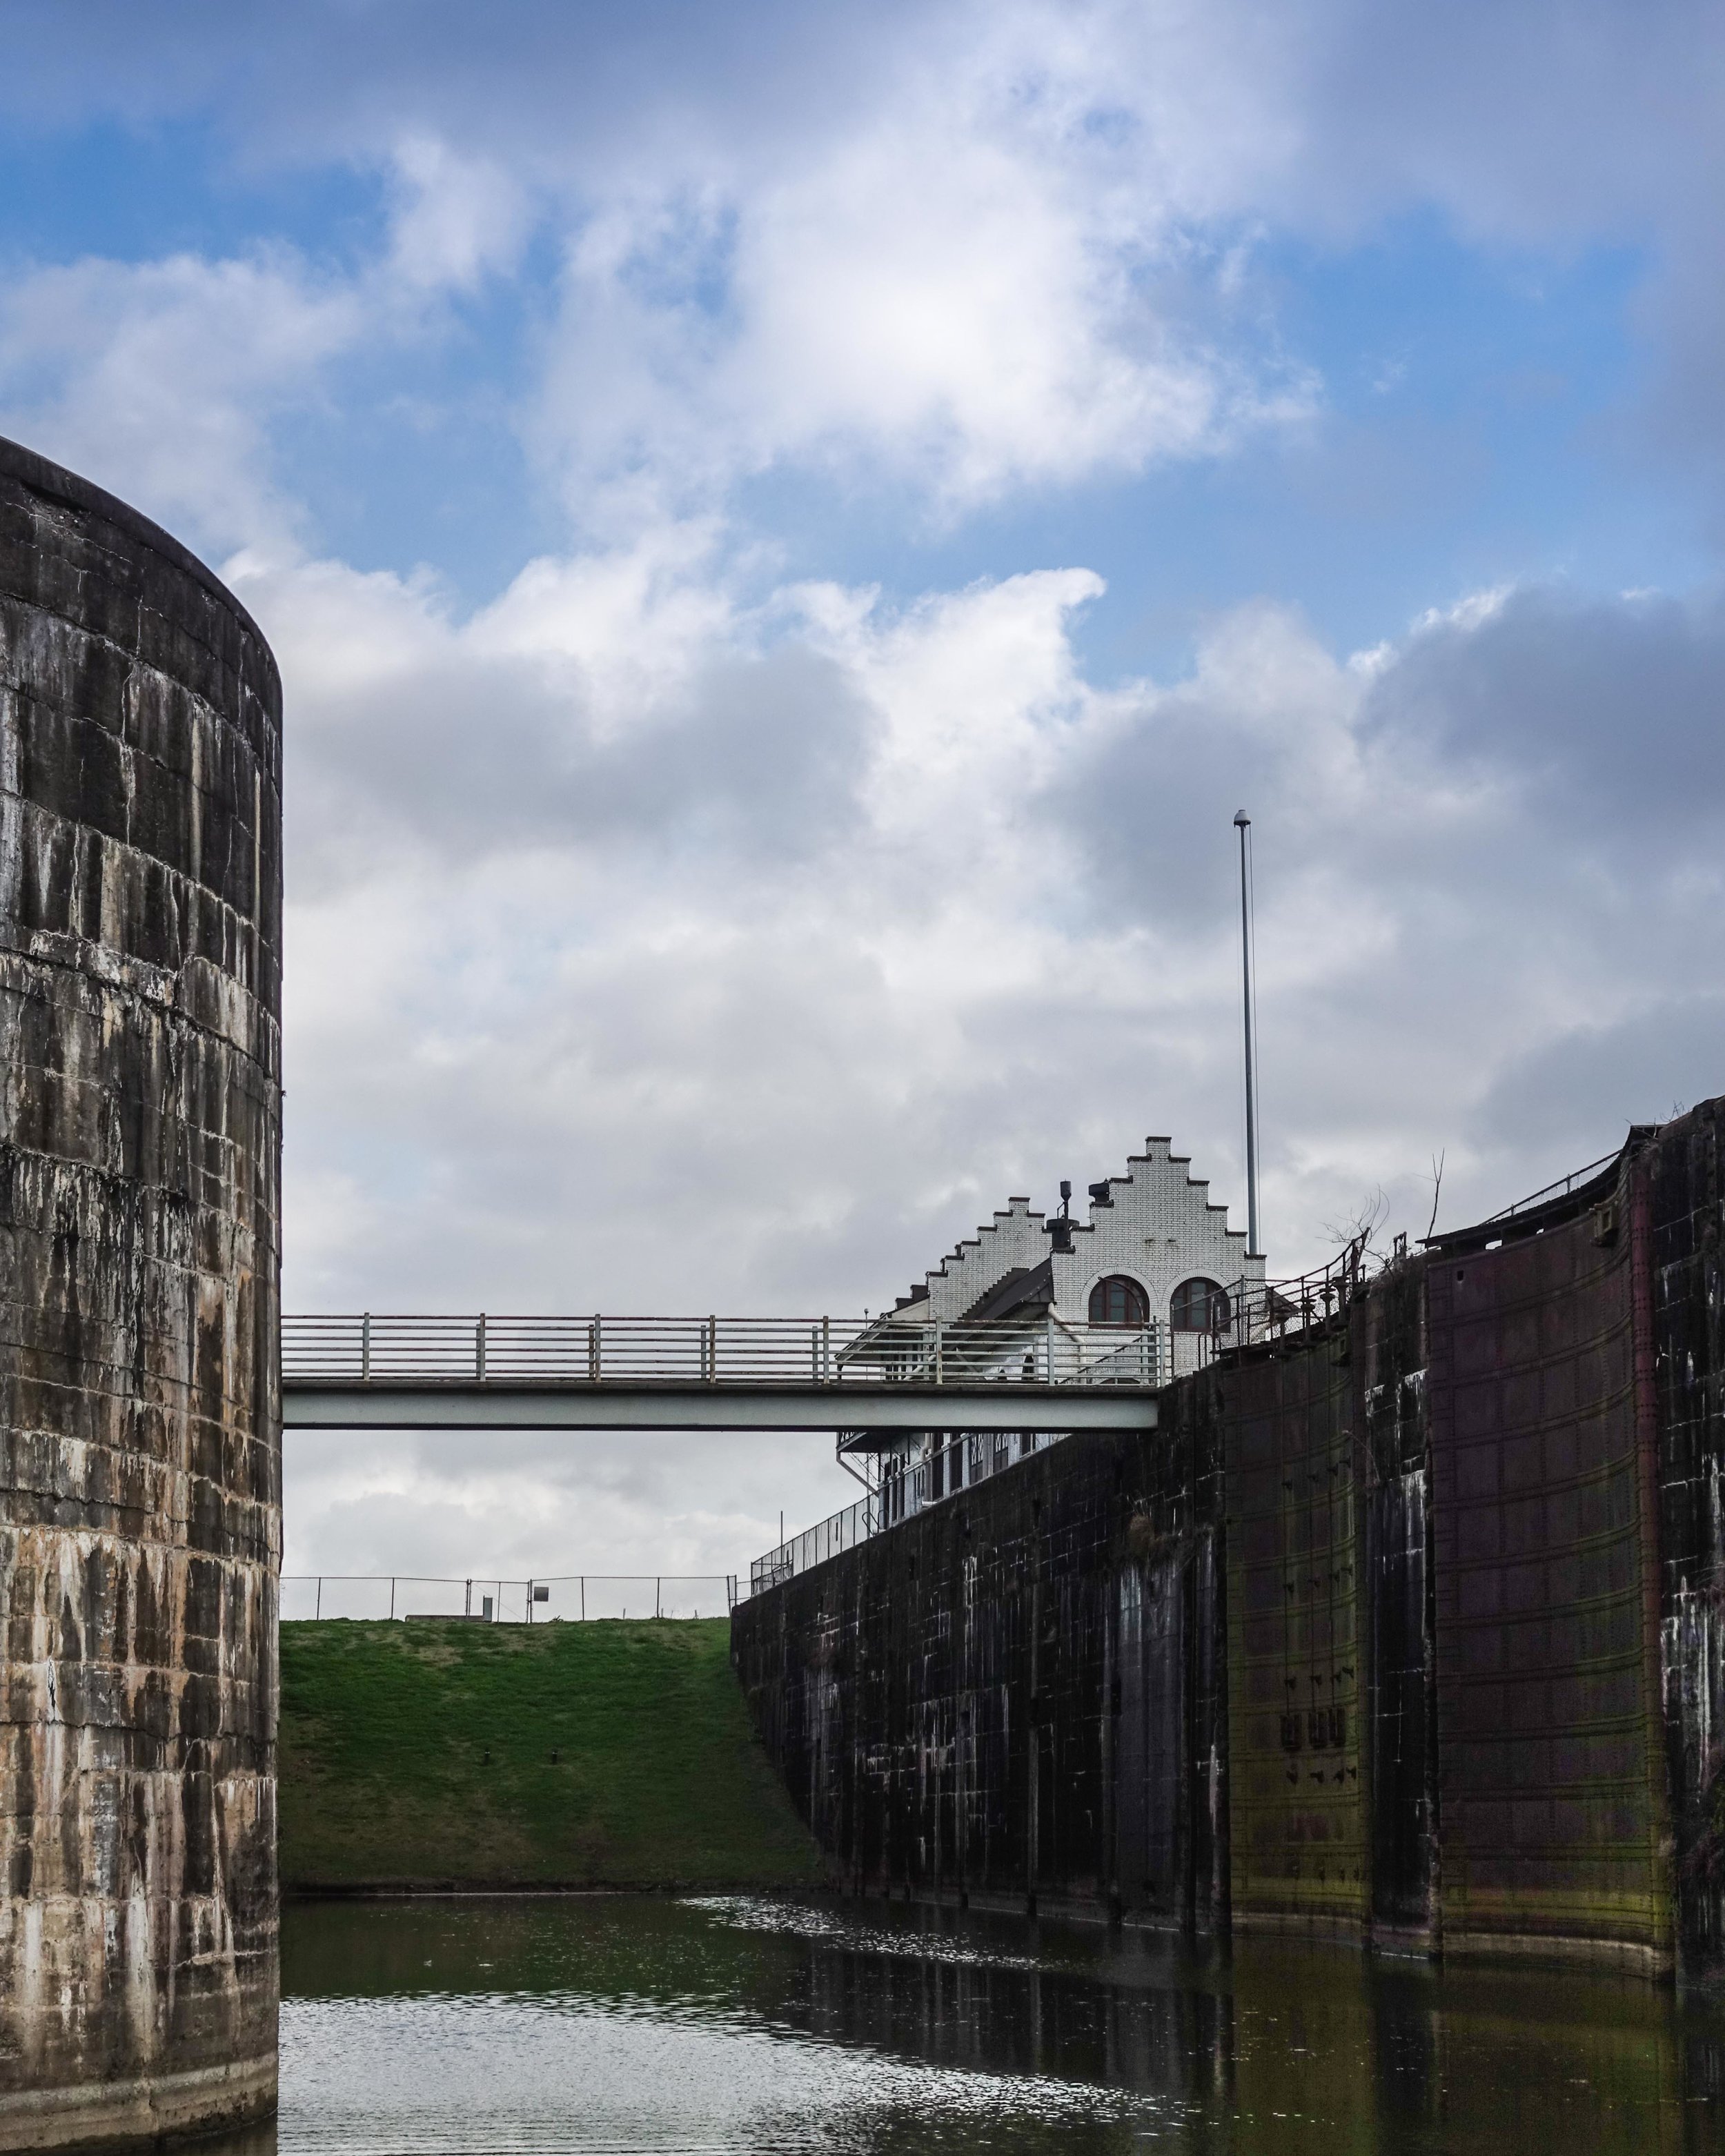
[280,1312,1164,1432]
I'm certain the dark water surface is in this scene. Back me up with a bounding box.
[213,1895,1725,2153]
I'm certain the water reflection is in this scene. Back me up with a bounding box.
[208,1894,1725,2153]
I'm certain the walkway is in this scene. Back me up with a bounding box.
[280,1312,1164,1432]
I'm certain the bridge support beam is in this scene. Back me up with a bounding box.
[282,1383,1159,1434]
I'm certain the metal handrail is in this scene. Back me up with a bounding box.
[282,1313,1165,1389]
[747,1425,1065,1596]
[1217,1271,1348,1353]
[1433,1145,1625,1239]
[1192,1245,1372,1363]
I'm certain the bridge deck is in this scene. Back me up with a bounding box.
[281,1312,1164,1432]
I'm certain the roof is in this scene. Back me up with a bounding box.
[956,1258,1054,1325]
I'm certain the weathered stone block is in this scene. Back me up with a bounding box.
[0,437,280,2148]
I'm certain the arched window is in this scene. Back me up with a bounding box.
[1088,1274,1149,1327]
[1170,1277,1230,1333]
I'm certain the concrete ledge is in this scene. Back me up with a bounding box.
[1439,1926,1675,1978]
[1233,1909,1675,1977]
[1366,1921,1439,1960]
[0,2050,276,2153]
[1231,1908,1370,1948]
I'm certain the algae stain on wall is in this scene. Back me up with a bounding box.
[0,436,283,2149]
[738,1107,1725,1977]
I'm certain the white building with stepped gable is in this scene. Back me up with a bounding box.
[842,1136,1266,1520]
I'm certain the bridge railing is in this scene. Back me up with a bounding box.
[282,1313,1165,1389]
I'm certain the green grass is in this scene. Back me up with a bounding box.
[278,1618,825,1892]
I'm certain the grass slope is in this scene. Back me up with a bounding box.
[278,1617,823,1892]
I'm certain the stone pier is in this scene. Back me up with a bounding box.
[0,438,282,2146]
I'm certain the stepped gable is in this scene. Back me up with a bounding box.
[915,1196,1053,1323]
[1060,1137,1260,1328]
[894,1138,1262,1336]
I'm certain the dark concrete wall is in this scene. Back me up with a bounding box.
[1357,1262,1433,1938]
[737,1109,1725,1976]
[1426,1175,1669,1968]
[0,439,282,2146]
[1648,1100,1725,1964]
[1223,1314,1367,1935]
[731,1401,1230,1926]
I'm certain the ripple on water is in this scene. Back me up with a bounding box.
[277,1990,1165,2155]
[680,1895,1049,1972]
[256,1894,1725,2156]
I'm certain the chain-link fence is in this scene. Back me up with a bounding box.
[279,1573,738,1623]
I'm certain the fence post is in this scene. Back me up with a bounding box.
[389,1576,395,1621]
[315,1576,322,1620]
[476,1312,487,1381]
[822,1314,831,1383]
[656,1576,661,1619]
[934,1321,944,1385]
[465,1577,472,1617]
[361,1312,371,1382]
[707,1315,717,1383]
[580,1576,585,1621]
[590,1315,601,1382]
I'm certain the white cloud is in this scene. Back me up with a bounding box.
[528,21,1319,524]
[0,250,362,552]
[6,0,1725,1581]
[386,137,529,293]
[12,1,1725,544]
[237,520,1725,1574]
[0,136,529,558]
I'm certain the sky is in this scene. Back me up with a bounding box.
[3,0,1723,1588]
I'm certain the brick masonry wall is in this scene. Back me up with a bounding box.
[0,437,282,2147]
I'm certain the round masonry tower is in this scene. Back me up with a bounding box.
[0,438,282,2146]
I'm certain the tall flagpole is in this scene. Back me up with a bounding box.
[1234,810,1261,1260]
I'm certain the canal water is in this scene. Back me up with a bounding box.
[213,1894,1724,2153]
